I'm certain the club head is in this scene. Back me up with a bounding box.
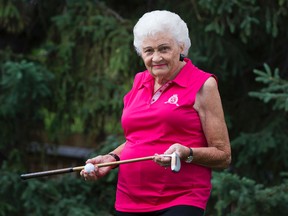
[170,152,181,172]
[160,152,181,172]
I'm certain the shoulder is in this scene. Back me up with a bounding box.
[186,61,217,89]
[201,76,218,91]
[132,71,147,87]
[134,70,150,81]
[194,77,220,112]
[195,76,218,98]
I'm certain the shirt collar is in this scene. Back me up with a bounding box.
[172,58,193,88]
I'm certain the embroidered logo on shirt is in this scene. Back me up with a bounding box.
[165,94,179,106]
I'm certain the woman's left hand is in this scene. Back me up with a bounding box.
[154,143,189,167]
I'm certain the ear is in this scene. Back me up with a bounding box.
[179,43,185,53]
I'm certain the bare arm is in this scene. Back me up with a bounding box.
[192,77,231,169]
[109,142,125,157]
[155,77,231,169]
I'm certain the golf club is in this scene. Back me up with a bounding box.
[20,152,181,180]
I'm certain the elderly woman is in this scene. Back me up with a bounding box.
[81,10,231,216]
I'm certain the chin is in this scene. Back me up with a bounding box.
[151,69,169,76]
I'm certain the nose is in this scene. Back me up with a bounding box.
[152,52,162,62]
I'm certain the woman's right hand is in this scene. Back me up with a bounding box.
[80,154,117,181]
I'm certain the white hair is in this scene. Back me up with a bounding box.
[133,10,191,56]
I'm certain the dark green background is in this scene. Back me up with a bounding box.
[0,0,287,215]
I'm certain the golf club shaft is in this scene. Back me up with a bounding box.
[20,156,155,180]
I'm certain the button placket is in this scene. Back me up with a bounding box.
[150,81,172,104]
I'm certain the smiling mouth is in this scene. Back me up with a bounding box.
[153,64,166,68]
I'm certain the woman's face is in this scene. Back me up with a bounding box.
[141,32,184,81]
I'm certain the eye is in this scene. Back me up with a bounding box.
[143,49,153,57]
[144,49,153,53]
[159,46,170,52]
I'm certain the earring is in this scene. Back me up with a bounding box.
[179,54,185,61]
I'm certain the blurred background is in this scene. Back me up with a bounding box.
[0,0,287,215]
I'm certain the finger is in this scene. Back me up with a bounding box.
[154,154,164,163]
[82,170,93,178]
[81,170,93,178]
[153,153,161,161]
[164,145,177,155]
[86,155,103,164]
[83,173,97,181]
[86,158,98,164]
[154,155,171,167]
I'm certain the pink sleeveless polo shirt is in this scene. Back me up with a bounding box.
[116,58,215,212]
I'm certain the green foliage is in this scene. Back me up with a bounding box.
[0,0,26,33]
[200,0,260,41]
[0,135,122,216]
[34,0,138,142]
[210,172,288,216]
[0,59,54,154]
[249,64,288,111]
[198,0,286,41]
[0,166,116,216]
[0,0,288,215]
[0,60,54,116]
[231,116,288,184]
[188,0,288,78]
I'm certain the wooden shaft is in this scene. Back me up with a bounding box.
[99,155,155,167]
[20,155,156,180]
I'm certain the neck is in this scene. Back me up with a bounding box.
[153,61,186,92]
[154,61,186,85]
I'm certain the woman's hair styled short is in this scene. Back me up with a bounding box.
[133,10,191,56]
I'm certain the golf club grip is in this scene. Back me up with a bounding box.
[20,167,74,180]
